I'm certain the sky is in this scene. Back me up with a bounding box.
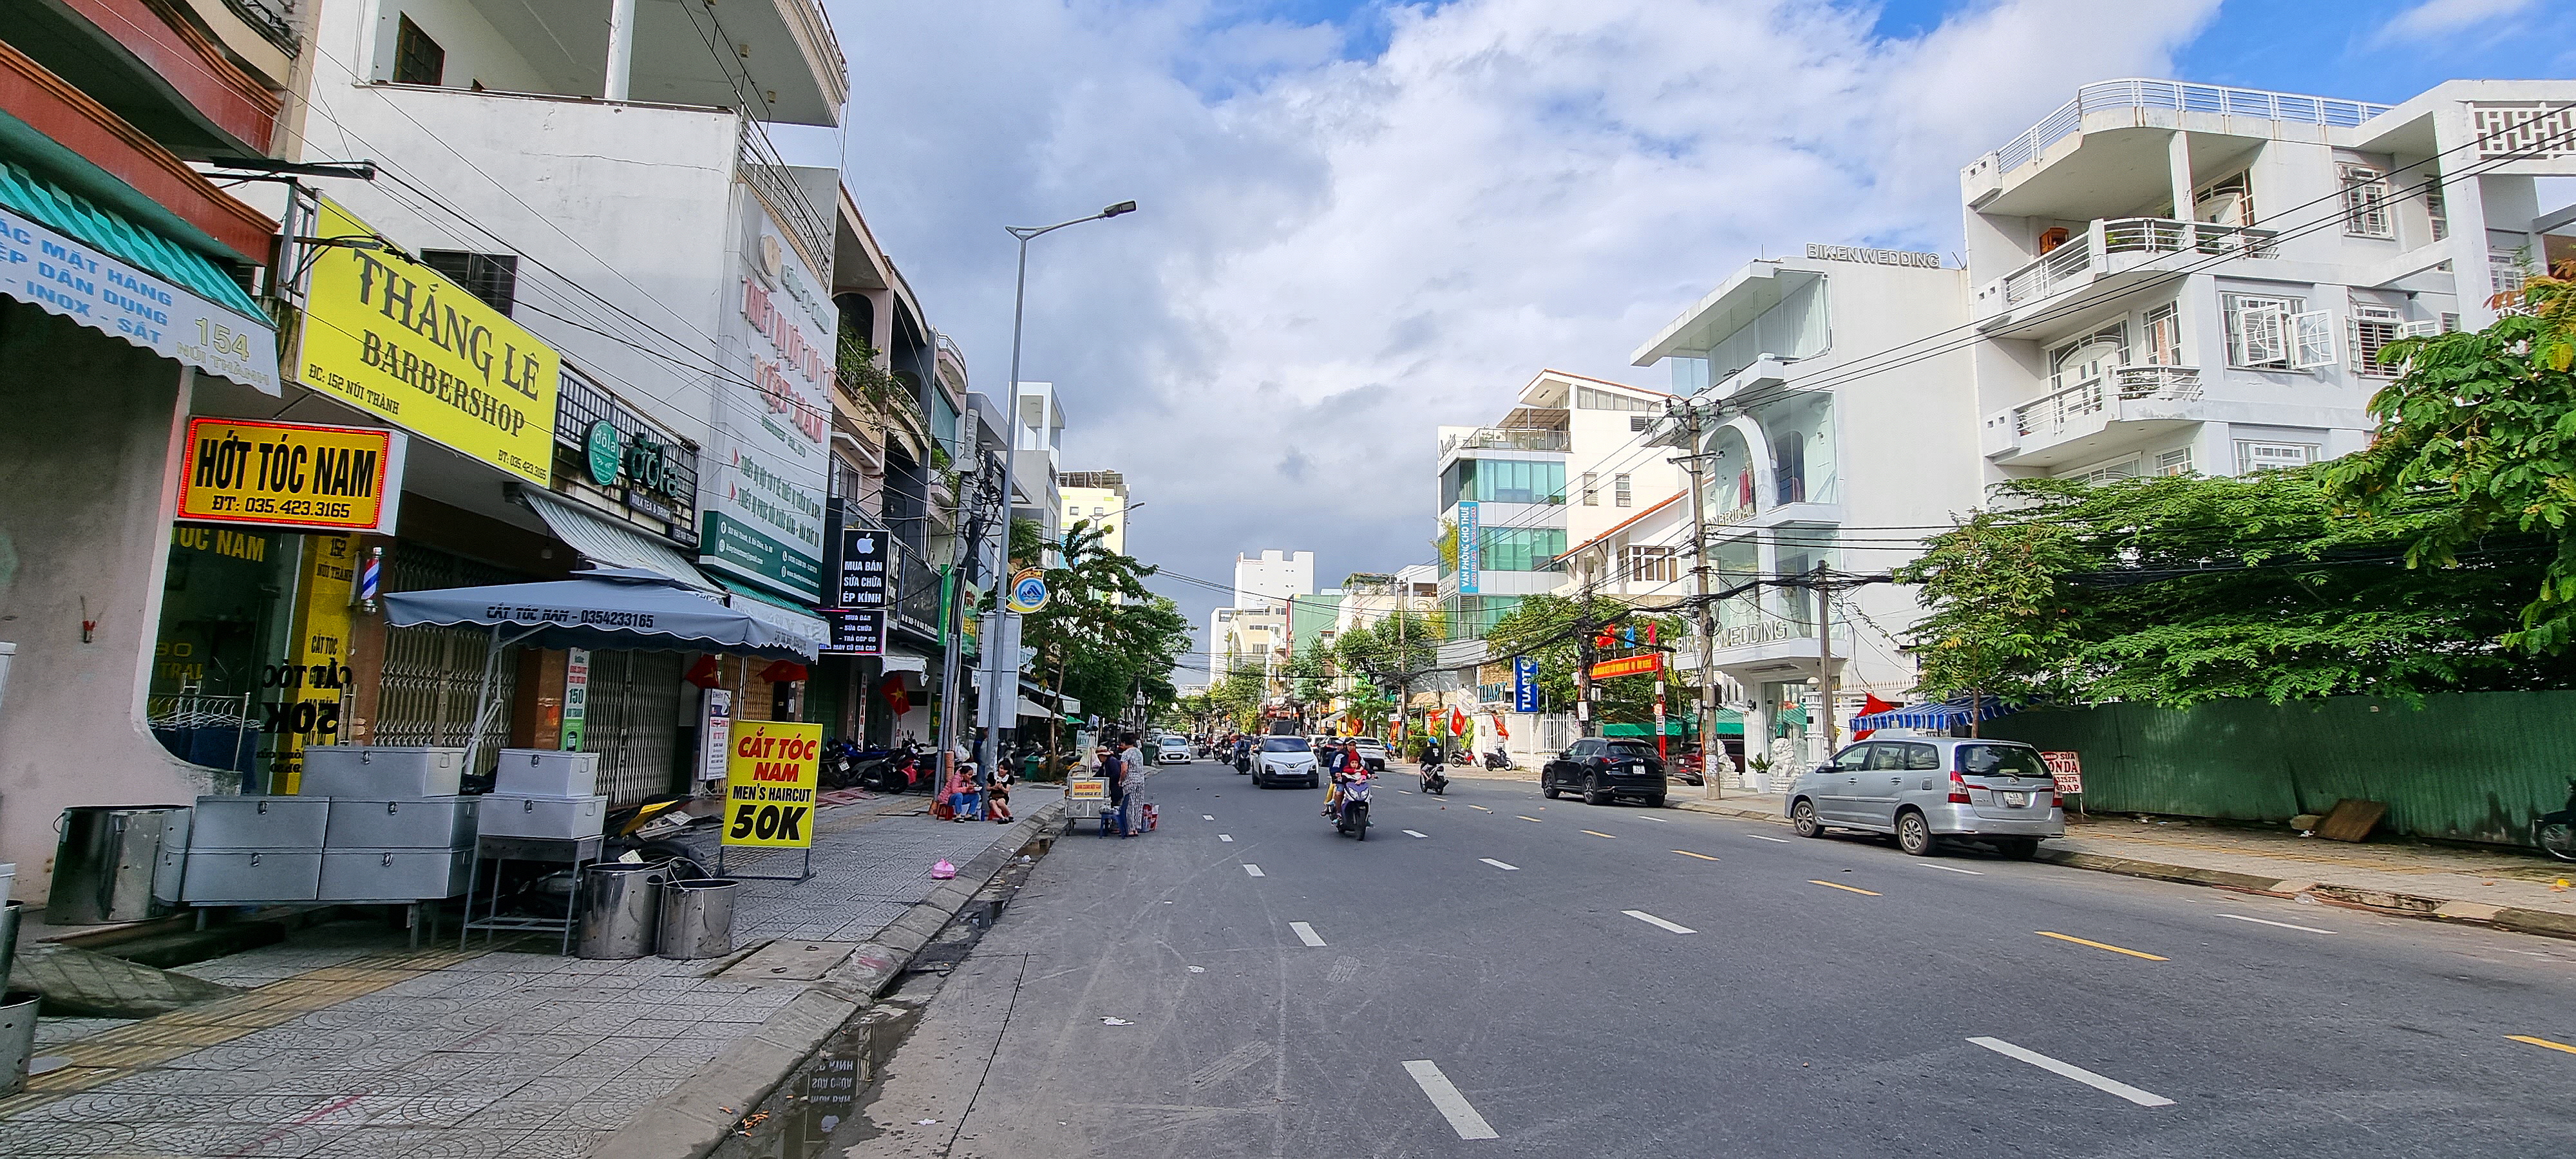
[815,0,2576,681]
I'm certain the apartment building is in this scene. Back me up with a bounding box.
[1059,469,1132,554]
[1965,78,2576,485]
[1433,381,1571,639]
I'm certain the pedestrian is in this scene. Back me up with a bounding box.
[1099,745,1125,807]
[944,761,981,822]
[985,762,1014,823]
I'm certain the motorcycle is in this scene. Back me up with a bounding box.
[2539,779,2576,862]
[857,740,927,793]
[1333,772,1373,840]
[1482,748,1513,771]
[1419,754,1449,795]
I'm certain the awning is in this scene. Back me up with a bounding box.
[519,487,714,591]
[878,652,930,674]
[716,580,829,655]
[1852,695,2012,731]
[0,160,278,393]
[381,567,813,659]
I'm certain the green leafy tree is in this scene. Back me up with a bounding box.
[1894,505,2085,728]
[1208,666,1267,731]
[996,517,1191,757]
[1482,594,1681,730]
[1333,606,1446,730]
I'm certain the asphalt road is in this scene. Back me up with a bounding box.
[833,759,2576,1158]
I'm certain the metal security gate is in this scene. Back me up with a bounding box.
[585,650,685,804]
[374,544,529,771]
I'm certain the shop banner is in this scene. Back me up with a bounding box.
[1456,500,1481,594]
[1588,653,1664,680]
[697,688,733,786]
[296,197,558,483]
[721,720,820,848]
[0,203,280,394]
[561,648,591,750]
[699,215,831,601]
[176,417,406,534]
[1512,656,1540,713]
[2042,751,2083,795]
[268,533,357,793]
[833,526,887,607]
[820,608,884,656]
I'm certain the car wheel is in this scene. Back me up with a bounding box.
[1994,837,2040,860]
[1540,773,1560,800]
[1584,775,1609,806]
[1790,798,1824,838]
[1895,810,1937,856]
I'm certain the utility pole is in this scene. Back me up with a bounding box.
[1676,400,1721,797]
[1574,599,1598,739]
[1814,561,1839,757]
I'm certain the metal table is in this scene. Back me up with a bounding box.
[460,834,601,954]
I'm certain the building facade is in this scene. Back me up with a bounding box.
[1057,469,1130,554]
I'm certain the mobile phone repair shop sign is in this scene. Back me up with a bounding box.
[0,205,280,394]
[177,418,407,534]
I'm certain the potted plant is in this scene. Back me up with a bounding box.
[1747,753,1772,793]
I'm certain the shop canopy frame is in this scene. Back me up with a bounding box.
[1850,695,2012,732]
[382,567,817,771]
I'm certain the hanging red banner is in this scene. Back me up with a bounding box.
[1587,654,1664,680]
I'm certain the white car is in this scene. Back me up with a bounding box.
[1154,736,1192,765]
[1253,736,1320,789]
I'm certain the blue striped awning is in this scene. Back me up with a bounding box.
[1852,695,2011,731]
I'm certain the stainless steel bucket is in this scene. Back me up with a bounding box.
[576,863,667,960]
[47,806,190,924]
[654,878,739,960]
[0,901,21,994]
[0,992,37,1097]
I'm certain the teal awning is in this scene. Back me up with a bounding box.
[0,158,263,319]
[1604,711,1743,739]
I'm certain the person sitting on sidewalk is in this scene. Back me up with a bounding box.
[945,762,983,823]
[986,764,1014,824]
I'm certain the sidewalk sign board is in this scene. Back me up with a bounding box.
[560,648,589,749]
[1511,656,1539,713]
[2041,751,2083,814]
[717,719,822,881]
[698,689,733,787]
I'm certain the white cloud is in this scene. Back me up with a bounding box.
[2376,0,2538,42]
[828,0,2220,655]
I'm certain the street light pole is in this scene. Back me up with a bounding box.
[977,201,1137,780]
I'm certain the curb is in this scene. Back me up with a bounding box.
[1673,798,2576,943]
[596,799,1071,1159]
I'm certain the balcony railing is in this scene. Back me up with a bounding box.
[739,124,835,279]
[1984,80,2394,175]
[2011,365,2204,438]
[1442,427,1570,456]
[2000,218,2278,306]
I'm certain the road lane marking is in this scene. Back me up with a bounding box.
[1746,834,1793,843]
[2036,931,2167,961]
[1242,865,1264,878]
[1403,829,1428,838]
[1581,829,1617,840]
[2218,913,2334,934]
[1638,815,1672,824]
[2509,1035,2576,1055]
[1202,815,1215,820]
[1399,789,1414,794]
[1968,1037,2174,1106]
[1623,910,1697,934]
[1401,1060,1499,1140]
[1479,858,1519,871]
[1468,804,1493,812]
[1810,880,1880,896]
[1672,850,1719,861]
[1219,834,1234,842]
[1289,922,1327,947]
[1925,864,1985,874]
[1515,815,1543,823]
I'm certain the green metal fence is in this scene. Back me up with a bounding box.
[1980,691,2576,848]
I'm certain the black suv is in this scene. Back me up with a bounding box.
[1542,738,1668,807]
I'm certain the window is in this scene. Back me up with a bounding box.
[1902,743,1941,771]
[1625,545,1678,585]
[2067,457,2141,485]
[2426,183,2449,241]
[1864,744,1906,771]
[1831,744,1873,771]
[419,250,517,316]
[1094,506,1106,516]
[1580,471,1598,506]
[2224,293,2306,369]
[2338,164,2393,238]
[2195,172,2253,227]
[1456,458,1564,505]
[2494,250,2530,302]
[1629,414,1653,432]
[2049,325,2126,393]
[2153,448,2193,476]
[1613,474,1632,507]
[2143,304,2183,366]
[1575,386,1658,411]
[393,15,446,86]
[2236,440,2318,473]
[1475,527,1568,572]
[2350,301,2403,378]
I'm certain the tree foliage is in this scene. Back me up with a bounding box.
[1482,594,1683,726]
[999,517,1191,733]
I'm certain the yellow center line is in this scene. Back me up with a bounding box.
[2509,1034,2576,1055]
[1582,829,1617,839]
[1516,815,1544,823]
[1671,850,1719,862]
[1468,805,1493,812]
[2036,931,2168,961]
[1809,880,1880,896]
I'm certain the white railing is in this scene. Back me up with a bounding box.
[2011,366,2204,438]
[1985,80,2394,174]
[2110,364,2203,400]
[1441,427,1570,456]
[2012,381,2107,438]
[2000,218,2278,306]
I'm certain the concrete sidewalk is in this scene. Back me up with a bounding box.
[1676,791,2576,939]
[1,787,1063,1159]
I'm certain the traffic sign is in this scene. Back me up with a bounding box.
[1006,567,1050,613]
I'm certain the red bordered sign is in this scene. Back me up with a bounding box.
[176,417,405,533]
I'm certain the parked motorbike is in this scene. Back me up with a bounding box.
[2538,779,2576,862]
[857,740,927,793]
[1419,755,1449,795]
[1482,748,1513,771]
[1333,772,1373,840]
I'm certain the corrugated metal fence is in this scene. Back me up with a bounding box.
[1982,691,2576,848]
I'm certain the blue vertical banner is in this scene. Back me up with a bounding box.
[1457,500,1481,594]
[1511,655,1540,712]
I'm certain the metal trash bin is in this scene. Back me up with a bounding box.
[655,878,739,959]
[0,901,22,994]
[577,863,667,959]
[0,992,35,1097]
[48,806,191,924]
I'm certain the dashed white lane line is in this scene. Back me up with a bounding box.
[1403,829,1428,838]
[1637,815,1673,824]
[1623,910,1698,934]
[1289,921,1327,947]
[1401,1060,1500,1140]
[1479,858,1519,871]
[1219,834,1234,842]
[1746,834,1794,843]
[1203,815,1215,820]
[1242,864,1264,877]
[2218,912,2336,934]
[1926,864,1985,874]
[1966,1037,2174,1107]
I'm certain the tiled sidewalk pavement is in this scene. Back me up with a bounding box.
[1,787,1060,1159]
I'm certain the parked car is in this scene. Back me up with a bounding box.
[1253,735,1320,789]
[1155,735,1192,765]
[1349,737,1388,771]
[1540,738,1667,807]
[1783,737,2063,858]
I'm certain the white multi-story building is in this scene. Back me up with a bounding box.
[1232,550,1316,610]
[1012,382,1069,547]
[1058,469,1131,554]
[1964,78,2576,484]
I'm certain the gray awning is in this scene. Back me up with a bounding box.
[879,652,931,674]
[381,567,813,659]
[717,580,829,654]
[518,487,715,591]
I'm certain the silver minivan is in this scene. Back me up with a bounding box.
[1783,736,2064,858]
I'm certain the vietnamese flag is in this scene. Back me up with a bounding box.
[1853,693,1899,741]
